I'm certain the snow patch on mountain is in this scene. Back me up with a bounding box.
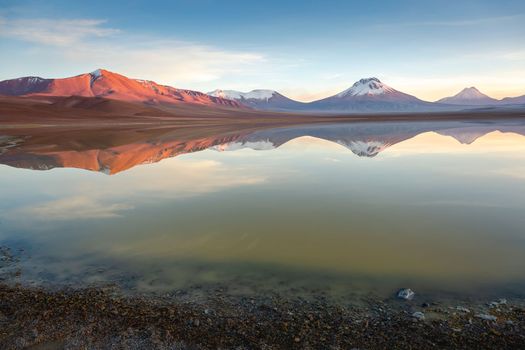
[90,69,103,79]
[208,89,276,101]
[211,140,276,152]
[24,77,45,85]
[343,140,389,157]
[14,77,45,85]
[337,78,396,97]
[90,69,103,85]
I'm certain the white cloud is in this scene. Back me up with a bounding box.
[0,18,120,46]
[0,16,266,86]
[63,39,265,84]
[372,15,524,29]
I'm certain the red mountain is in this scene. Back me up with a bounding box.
[0,69,242,108]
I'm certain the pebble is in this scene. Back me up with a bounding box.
[396,288,415,300]
[476,314,497,322]
[412,311,425,321]
[489,299,507,308]
[456,306,471,313]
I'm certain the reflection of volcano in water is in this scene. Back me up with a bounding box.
[1,119,525,174]
[211,120,525,158]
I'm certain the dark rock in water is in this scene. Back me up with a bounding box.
[396,288,415,300]
[421,302,430,308]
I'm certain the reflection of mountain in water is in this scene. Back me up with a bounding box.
[1,119,525,174]
[211,120,525,158]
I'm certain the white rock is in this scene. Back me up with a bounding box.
[489,298,507,308]
[456,306,471,313]
[476,314,497,322]
[397,288,415,300]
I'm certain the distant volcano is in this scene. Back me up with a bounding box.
[306,77,439,113]
[437,87,498,105]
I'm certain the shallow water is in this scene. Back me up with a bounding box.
[1,118,525,303]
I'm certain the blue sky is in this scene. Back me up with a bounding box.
[1,0,524,101]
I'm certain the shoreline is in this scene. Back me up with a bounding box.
[1,95,525,130]
[0,282,524,349]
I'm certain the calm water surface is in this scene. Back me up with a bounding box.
[1,119,525,302]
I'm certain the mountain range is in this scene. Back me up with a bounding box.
[0,69,241,108]
[1,69,524,113]
[208,78,525,113]
[207,89,307,111]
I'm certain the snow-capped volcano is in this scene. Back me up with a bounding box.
[308,77,435,113]
[437,87,498,105]
[330,77,421,102]
[336,78,397,97]
[207,89,306,111]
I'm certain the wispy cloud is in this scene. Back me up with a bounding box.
[0,18,120,46]
[63,39,265,83]
[463,49,525,62]
[0,16,266,85]
[372,15,524,29]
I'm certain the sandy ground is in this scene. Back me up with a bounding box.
[1,95,524,129]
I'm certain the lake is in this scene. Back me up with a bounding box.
[1,118,525,304]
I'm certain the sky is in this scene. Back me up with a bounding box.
[0,0,524,102]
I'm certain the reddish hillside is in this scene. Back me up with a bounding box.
[0,69,242,108]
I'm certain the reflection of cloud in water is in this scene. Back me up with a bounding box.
[18,196,134,220]
[412,199,507,208]
[493,167,525,179]
[7,159,266,221]
[385,131,525,156]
